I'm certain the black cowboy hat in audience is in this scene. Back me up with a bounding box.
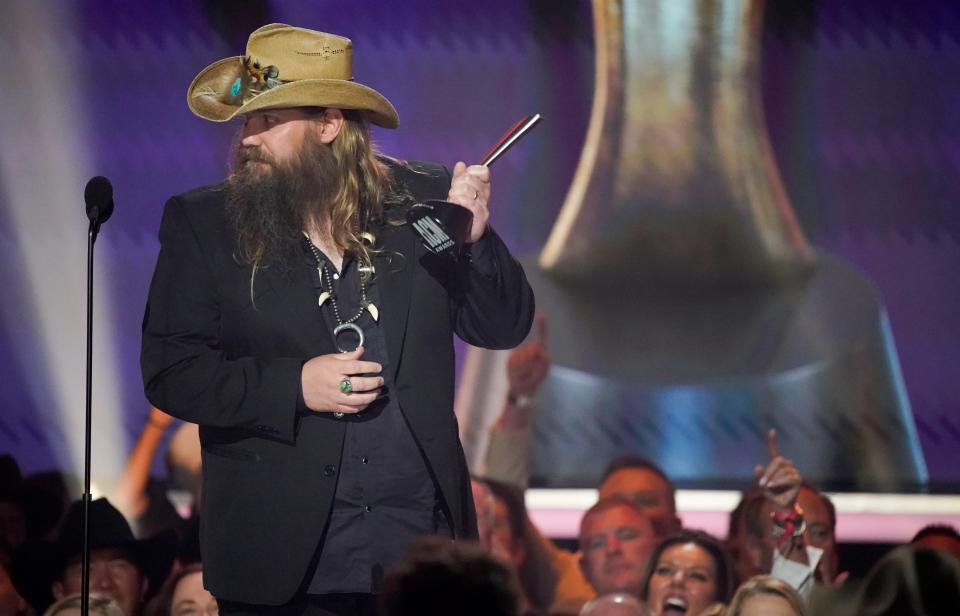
[10,497,176,614]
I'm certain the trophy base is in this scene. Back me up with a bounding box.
[407,200,473,256]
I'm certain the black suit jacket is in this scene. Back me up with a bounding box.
[140,162,534,604]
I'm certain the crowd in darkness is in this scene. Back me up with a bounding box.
[1,316,959,616]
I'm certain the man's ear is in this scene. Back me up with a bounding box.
[52,580,65,600]
[317,108,345,144]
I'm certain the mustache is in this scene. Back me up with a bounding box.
[236,147,275,166]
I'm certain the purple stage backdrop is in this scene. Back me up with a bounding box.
[0,0,957,490]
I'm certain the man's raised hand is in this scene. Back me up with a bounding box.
[447,161,491,243]
[754,429,802,512]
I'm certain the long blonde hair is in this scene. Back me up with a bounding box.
[726,575,806,616]
[323,108,393,269]
[44,594,124,616]
[230,107,396,300]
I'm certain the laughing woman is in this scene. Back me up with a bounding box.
[641,530,735,616]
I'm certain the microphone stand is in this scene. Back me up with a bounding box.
[81,214,102,616]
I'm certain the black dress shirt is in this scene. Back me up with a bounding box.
[303,244,450,594]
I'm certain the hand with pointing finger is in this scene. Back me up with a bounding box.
[754,429,802,514]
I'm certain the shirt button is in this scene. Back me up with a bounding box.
[323,465,336,477]
[361,457,369,464]
[333,273,340,280]
[364,505,372,512]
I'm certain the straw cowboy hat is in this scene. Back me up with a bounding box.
[187,23,399,128]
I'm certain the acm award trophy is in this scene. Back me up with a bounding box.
[408,114,542,256]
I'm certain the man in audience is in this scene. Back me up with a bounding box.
[483,313,550,490]
[597,458,682,536]
[578,496,660,598]
[11,498,174,616]
[472,478,554,614]
[726,486,766,584]
[730,430,847,597]
[911,524,960,559]
[794,483,842,584]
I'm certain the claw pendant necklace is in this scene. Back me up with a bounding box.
[304,238,378,352]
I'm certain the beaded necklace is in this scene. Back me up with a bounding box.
[303,236,376,352]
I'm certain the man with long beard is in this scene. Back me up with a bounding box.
[141,24,534,616]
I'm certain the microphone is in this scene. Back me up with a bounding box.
[81,174,115,608]
[84,176,114,227]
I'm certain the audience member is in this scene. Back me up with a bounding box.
[484,313,550,490]
[42,594,123,616]
[794,484,843,584]
[147,564,216,616]
[472,478,554,613]
[732,483,844,588]
[165,423,202,512]
[728,430,846,595]
[579,496,660,598]
[726,487,765,584]
[810,544,960,616]
[0,457,65,547]
[598,458,682,537]
[472,478,527,569]
[11,498,175,616]
[113,407,201,541]
[579,593,647,616]
[472,478,498,549]
[726,575,805,616]
[911,523,960,560]
[19,472,75,542]
[380,537,521,616]
[0,543,30,616]
[640,530,734,616]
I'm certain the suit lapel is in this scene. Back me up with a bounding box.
[375,224,416,379]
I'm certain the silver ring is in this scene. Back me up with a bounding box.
[473,190,480,200]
